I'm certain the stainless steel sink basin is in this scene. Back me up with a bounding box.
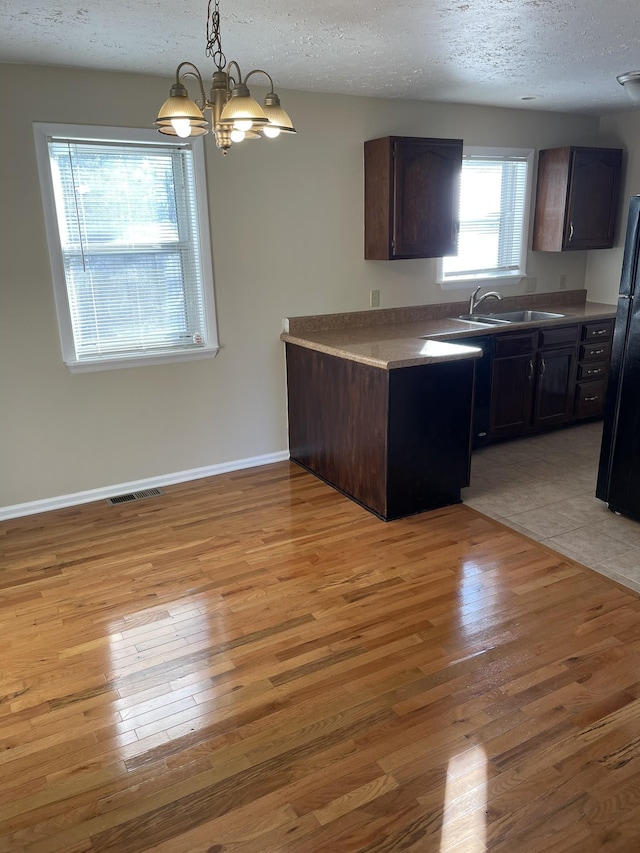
[483,310,567,322]
[458,314,511,325]
[457,310,566,325]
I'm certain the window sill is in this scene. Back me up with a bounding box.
[438,274,525,291]
[65,347,220,373]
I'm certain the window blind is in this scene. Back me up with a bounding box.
[442,153,529,281]
[47,139,207,360]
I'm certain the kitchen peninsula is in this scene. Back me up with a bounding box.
[281,290,616,521]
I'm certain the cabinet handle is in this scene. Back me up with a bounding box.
[591,348,605,355]
[591,329,607,336]
[540,358,546,376]
[569,222,574,241]
[527,359,534,380]
[584,395,599,402]
[586,368,602,375]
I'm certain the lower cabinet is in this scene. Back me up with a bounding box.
[571,319,613,420]
[285,343,476,520]
[484,319,613,443]
[489,333,537,440]
[534,346,577,428]
[488,325,579,441]
[534,324,580,428]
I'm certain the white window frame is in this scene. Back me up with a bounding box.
[438,146,534,290]
[33,123,219,372]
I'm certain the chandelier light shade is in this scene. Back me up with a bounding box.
[155,83,209,138]
[155,0,296,154]
[617,71,640,104]
[261,92,296,137]
[219,83,269,130]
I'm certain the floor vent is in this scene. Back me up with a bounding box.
[106,488,164,506]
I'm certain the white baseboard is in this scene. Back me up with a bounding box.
[0,450,291,522]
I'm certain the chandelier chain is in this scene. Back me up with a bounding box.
[205,0,226,71]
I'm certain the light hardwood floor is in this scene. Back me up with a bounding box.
[2,462,640,852]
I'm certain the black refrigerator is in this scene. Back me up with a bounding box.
[596,194,640,519]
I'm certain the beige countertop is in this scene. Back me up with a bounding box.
[281,292,616,369]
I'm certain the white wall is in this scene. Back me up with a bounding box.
[0,63,601,509]
[585,109,640,303]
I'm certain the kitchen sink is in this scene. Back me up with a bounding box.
[458,313,511,325]
[457,310,566,325]
[484,310,566,322]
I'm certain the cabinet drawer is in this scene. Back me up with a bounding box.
[538,325,579,349]
[577,361,608,381]
[581,320,613,341]
[574,379,607,419]
[579,341,611,361]
[494,332,536,358]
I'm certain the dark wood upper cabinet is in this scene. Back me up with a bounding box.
[364,136,463,260]
[532,146,623,252]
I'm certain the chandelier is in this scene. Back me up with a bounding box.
[155,0,296,154]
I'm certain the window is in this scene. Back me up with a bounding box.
[34,123,218,372]
[438,147,533,288]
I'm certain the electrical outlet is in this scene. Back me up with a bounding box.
[526,277,537,293]
[370,289,380,308]
[559,274,567,290]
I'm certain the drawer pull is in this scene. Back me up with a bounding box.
[584,395,599,402]
[591,329,607,336]
[590,348,605,355]
[586,368,602,375]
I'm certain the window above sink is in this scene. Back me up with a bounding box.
[438,146,535,290]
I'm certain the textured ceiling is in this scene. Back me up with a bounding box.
[2,0,640,114]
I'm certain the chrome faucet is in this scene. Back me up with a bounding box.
[469,286,503,314]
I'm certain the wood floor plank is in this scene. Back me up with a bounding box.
[2,461,640,851]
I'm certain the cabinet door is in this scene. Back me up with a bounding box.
[392,138,462,258]
[532,146,622,251]
[565,148,622,249]
[532,346,575,429]
[489,353,535,440]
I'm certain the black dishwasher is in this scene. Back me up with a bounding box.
[454,336,493,449]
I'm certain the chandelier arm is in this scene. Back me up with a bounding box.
[226,60,244,87]
[244,69,275,93]
[175,62,208,108]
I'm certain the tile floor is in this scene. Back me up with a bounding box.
[461,421,640,594]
